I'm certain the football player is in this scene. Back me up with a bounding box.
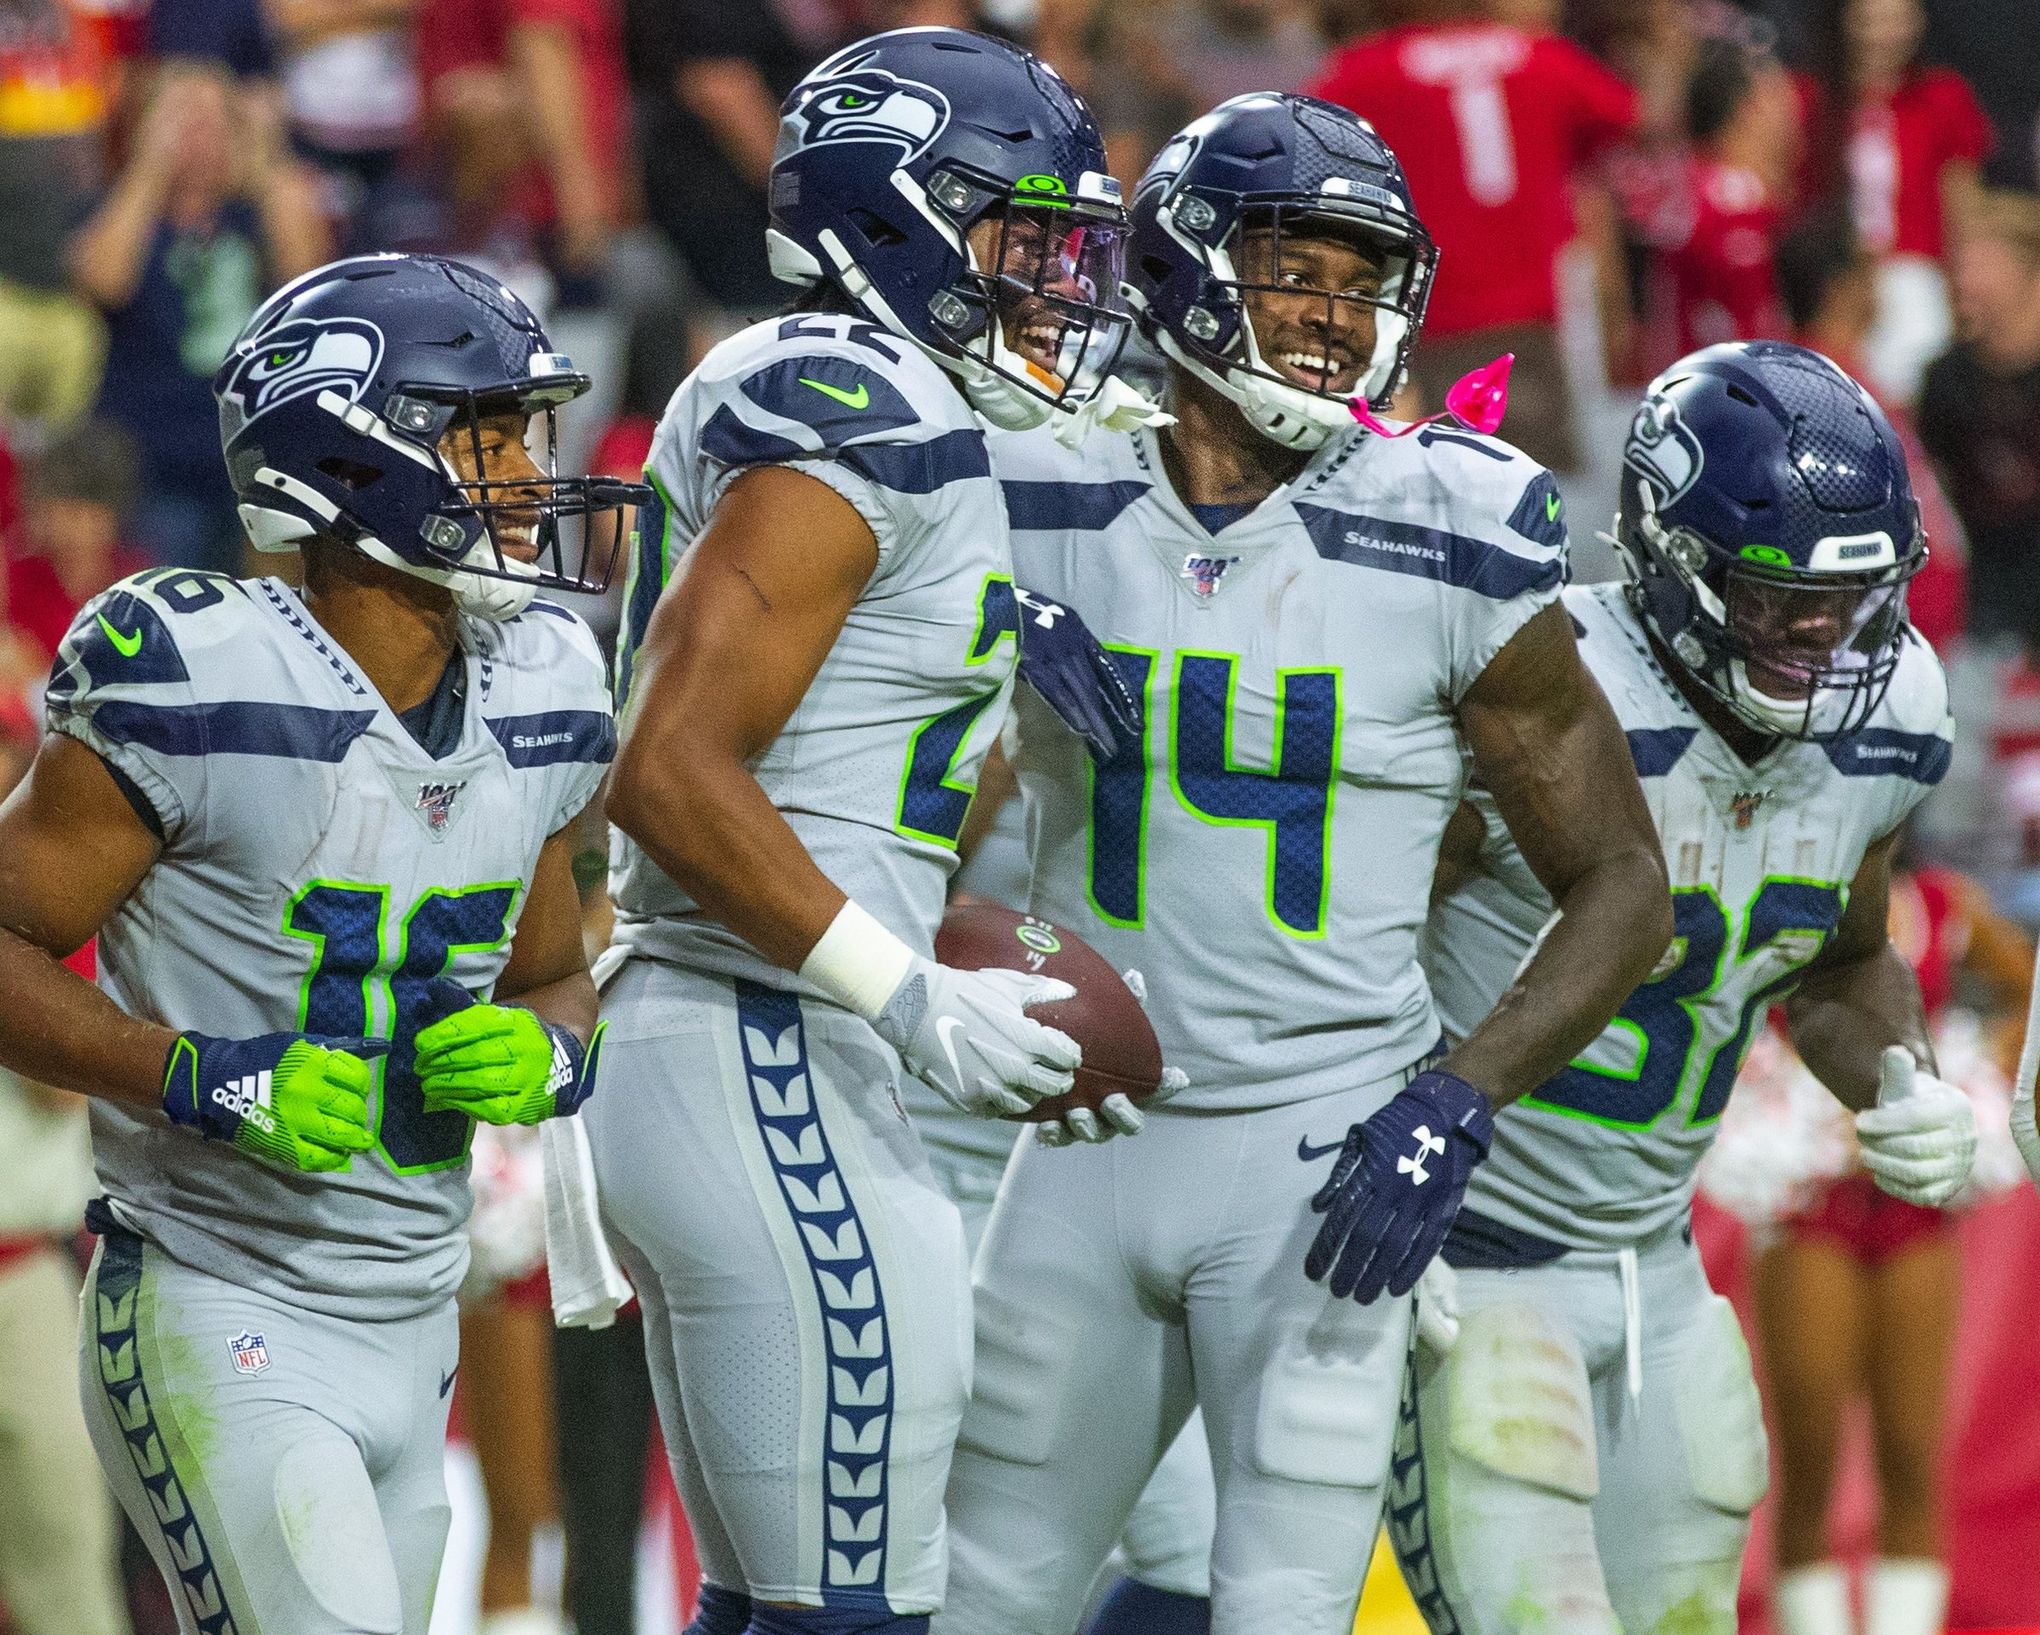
[585,28,1141,1635]
[933,93,1673,1635]
[1400,341,1972,1635]
[0,252,644,1635]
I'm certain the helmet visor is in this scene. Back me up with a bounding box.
[1720,560,1918,736]
[962,201,1132,409]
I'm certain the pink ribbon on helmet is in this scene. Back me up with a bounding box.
[1348,353,1514,439]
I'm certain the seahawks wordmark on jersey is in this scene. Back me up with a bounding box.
[45,569,613,1320]
[999,416,1568,1113]
[1425,582,1952,1252]
[609,313,1020,987]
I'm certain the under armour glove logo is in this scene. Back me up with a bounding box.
[1397,1126,1447,1184]
[1014,587,1143,764]
[1305,1068,1494,1304]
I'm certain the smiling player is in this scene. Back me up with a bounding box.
[933,93,1671,1635]
[0,252,643,1635]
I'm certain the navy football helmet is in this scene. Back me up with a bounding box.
[766,27,1130,430]
[1129,93,1437,450]
[215,254,650,620]
[1618,341,1926,742]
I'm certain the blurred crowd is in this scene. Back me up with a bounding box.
[4,0,2040,1632]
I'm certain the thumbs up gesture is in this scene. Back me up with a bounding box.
[1852,1045,1977,1208]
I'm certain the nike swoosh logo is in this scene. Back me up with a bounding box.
[1544,491,1562,523]
[96,612,143,657]
[935,1015,969,1095]
[1297,1135,1344,1162]
[800,376,869,410]
[439,1367,458,1399]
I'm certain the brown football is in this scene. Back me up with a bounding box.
[934,902,1164,1124]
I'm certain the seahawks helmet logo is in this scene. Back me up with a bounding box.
[785,69,950,163]
[1624,395,1704,507]
[221,317,384,425]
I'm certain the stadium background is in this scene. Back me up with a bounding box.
[2,0,2039,1631]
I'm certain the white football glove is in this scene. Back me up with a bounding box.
[872,958,1079,1119]
[2011,1079,2040,1191]
[1414,1255,1461,1356]
[1854,1045,1977,1208]
[1036,968,1189,1146]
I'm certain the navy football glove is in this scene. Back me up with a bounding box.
[163,1030,385,1173]
[1015,587,1142,764]
[1304,1069,1494,1304]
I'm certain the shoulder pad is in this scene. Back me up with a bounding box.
[691,314,973,466]
[485,599,610,701]
[990,420,1152,535]
[46,570,257,705]
[1822,631,1952,787]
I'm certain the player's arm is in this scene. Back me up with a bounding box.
[1783,832,1929,1110]
[1787,834,1974,1205]
[412,826,602,1125]
[0,734,379,1170]
[0,734,171,1103]
[1431,799,1486,904]
[608,463,876,969]
[1446,603,1673,1107]
[608,464,1078,1118]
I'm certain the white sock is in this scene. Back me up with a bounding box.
[1866,1558,1951,1635]
[1776,1562,1854,1635]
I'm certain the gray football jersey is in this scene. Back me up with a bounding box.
[608,314,1020,989]
[45,570,612,1319]
[1427,583,1952,1250]
[999,417,1567,1112]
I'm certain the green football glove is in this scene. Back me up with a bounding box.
[162,1031,384,1173]
[413,980,602,1125]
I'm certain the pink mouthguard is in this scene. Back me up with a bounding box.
[1348,352,1514,438]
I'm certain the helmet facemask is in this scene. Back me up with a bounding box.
[1154,198,1435,450]
[344,371,642,621]
[923,177,1132,430]
[1627,490,1923,743]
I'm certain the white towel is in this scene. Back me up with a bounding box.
[541,1101,632,1328]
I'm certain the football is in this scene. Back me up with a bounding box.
[934,902,1165,1124]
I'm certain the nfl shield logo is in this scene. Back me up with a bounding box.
[1181,553,1240,598]
[1729,789,1768,830]
[416,780,466,834]
[228,1330,270,1375]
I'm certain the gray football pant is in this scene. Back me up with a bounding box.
[584,958,971,1616]
[1390,1224,1767,1635]
[936,1075,1418,1635]
[79,1227,457,1635]
[931,1144,1218,1604]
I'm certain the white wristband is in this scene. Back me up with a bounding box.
[799,899,916,1021]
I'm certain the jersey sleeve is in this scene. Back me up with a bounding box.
[490,602,616,835]
[41,572,236,843]
[1434,451,1570,700]
[659,326,987,567]
[1848,631,1954,835]
[1925,68,1993,166]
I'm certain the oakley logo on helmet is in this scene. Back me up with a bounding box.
[1625,396,1704,507]
[787,70,950,163]
[221,317,384,423]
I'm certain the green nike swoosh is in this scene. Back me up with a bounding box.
[96,612,143,657]
[1544,491,1562,523]
[799,377,869,410]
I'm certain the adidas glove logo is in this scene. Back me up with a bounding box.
[210,1071,274,1119]
[546,1032,576,1099]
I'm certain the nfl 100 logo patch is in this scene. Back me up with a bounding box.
[416,780,467,835]
[227,1330,271,1375]
[1181,553,1241,599]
